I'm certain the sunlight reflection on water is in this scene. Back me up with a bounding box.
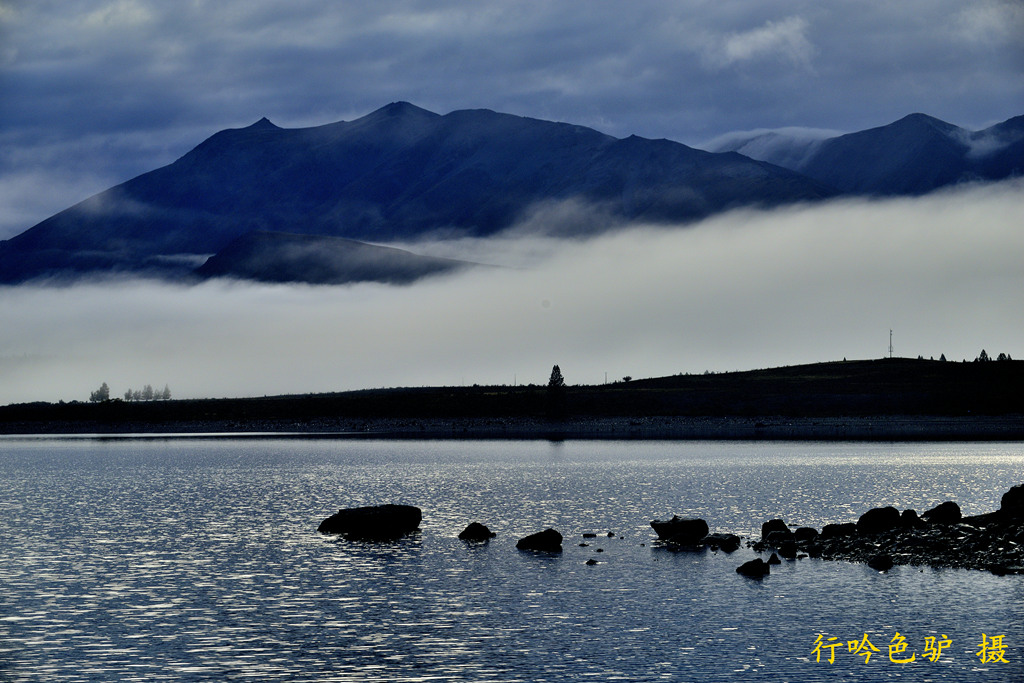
[0,438,1022,681]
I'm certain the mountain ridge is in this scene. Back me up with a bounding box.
[0,102,834,284]
[705,112,1023,195]
[3,103,1019,285]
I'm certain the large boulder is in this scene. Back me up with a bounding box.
[857,506,901,535]
[760,519,791,540]
[1000,484,1024,519]
[650,516,709,544]
[318,504,422,540]
[922,501,961,525]
[900,509,923,529]
[516,528,563,553]
[868,554,895,571]
[705,533,742,553]
[736,558,770,578]
[821,522,857,539]
[459,522,497,541]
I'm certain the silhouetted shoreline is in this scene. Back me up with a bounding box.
[3,359,1022,439]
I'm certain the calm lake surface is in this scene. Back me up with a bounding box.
[1,437,1022,682]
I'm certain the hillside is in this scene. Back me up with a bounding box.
[0,102,833,285]
[194,230,479,285]
[2,358,1022,439]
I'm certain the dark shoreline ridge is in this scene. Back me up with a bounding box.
[664,483,1024,576]
[3,358,1024,439]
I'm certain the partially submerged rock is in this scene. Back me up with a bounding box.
[650,516,709,545]
[458,522,496,541]
[736,558,770,578]
[922,501,961,525]
[752,484,1024,574]
[999,484,1024,518]
[868,554,894,572]
[705,532,741,553]
[516,528,563,553]
[821,522,856,539]
[318,504,422,540]
[857,506,901,535]
[760,519,791,541]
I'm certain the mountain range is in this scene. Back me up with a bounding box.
[1,103,1020,285]
[705,112,1024,195]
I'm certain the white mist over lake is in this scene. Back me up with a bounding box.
[0,180,1021,404]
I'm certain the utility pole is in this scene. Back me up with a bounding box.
[889,329,893,359]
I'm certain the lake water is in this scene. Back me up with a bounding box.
[1,437,1022,682]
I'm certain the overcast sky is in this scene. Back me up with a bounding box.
[1,0,1022,238]
[1,1,1023,403]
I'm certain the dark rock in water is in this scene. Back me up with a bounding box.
[1000,484,1024,518]
[900,509,923,529]
[767,552,782,565]
[650,516,709,544]
[586,558,599,566]
[868,554,894,571]
[922,501,961,525]
[857,506,901,535]
[705,533,741,553]
[811,484,1024,573]
[582,533,598,538]
[794,527,819,543]
[516,528,563,553]
[765,530,793,546]
[821,522,857,539]
[736,558,770,578]
[458,522,496,541]
[778,540,798,560]
[760,519,791,541]
[318,504,422,540]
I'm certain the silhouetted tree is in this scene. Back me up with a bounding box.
[161,384,172,400]
[546,364,566,419]
[142,384,154,401]
[89,382,110,403]
[976,349,991,362]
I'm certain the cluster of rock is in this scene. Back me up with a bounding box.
[317,484,1023,578]
[649,515,741,553]
[316,506,569,554]
[750,484,1024,575]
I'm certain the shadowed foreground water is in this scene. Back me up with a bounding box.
[1,438,1022,681]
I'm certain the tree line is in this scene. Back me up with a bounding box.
[88,382,171,403]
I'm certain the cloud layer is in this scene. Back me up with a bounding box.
[1,181,1020,405]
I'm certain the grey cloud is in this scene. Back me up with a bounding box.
[1,0,1021,235]
[0,181,1020,404]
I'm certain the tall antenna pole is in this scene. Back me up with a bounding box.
[889,329,893,359]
